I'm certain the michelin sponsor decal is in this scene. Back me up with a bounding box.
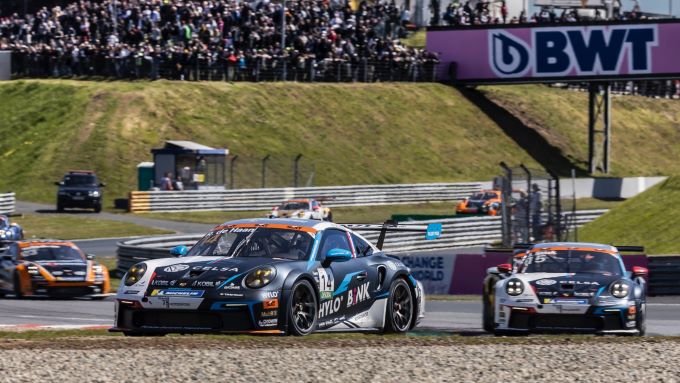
[150,289,204,297]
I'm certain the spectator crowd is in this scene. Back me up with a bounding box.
[0,0,439,81]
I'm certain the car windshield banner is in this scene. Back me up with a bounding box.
[427,20,680,84]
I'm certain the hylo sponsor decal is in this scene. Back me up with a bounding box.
[318,296,344,318]
[264,291,279,299]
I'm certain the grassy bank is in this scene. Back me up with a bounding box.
[0,80,543,203]
[480,85,680,176]
[579,176,680,254]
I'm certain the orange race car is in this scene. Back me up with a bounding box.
[456,190,502,215]
[0,240,110,298]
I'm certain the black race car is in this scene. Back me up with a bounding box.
[55,170,105,213]
[111,219,434,336]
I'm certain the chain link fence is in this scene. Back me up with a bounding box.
[226,155,316,190]
[10,51,439,83]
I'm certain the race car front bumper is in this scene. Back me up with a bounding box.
[498,304,639,334]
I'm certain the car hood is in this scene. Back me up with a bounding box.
[519,273,621,299]
[146,256,292,291]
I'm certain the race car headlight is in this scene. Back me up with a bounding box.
[93,265,103,274]
[245,267,276,289]
[88,191,100,197]
[124,263,147,286]
[506,278,524,296]
[611,281,630,298]
[27,265,39,275]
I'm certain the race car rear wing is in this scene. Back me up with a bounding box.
[511,243,645,253]
[614,246,645,253]
[341,220,442,250]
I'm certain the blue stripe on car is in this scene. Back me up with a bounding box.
[216,273,243,289]
[333,271,364,297]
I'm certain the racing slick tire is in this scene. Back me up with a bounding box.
[288,279,318,336]
[636,303,647,336]
[383,278,414,334]
[13,271,23,299]
[482,291,495,333]
[94,204,102,213]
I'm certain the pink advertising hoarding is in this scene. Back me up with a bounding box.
[427,20,680,84]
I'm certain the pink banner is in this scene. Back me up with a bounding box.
[427,21,680,83]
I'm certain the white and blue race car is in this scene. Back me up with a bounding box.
[483,242,648,335]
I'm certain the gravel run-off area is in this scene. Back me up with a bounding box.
[1,336,679,382]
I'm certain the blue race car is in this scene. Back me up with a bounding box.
[111,219,435,336]
[0,215,23,245]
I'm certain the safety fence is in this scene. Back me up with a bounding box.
[115,209,605,275]
[128,182,482,212]
[0,193,16,214]
[11,52,439,83]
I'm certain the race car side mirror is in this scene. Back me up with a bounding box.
[55,181,64,186]
[170,245,189,257]
[99,182,106,187]
[497,263,512,274]
[325,248,352,263]
[632,266,648,278]
[86,254,94,260]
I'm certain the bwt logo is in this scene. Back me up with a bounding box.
[489,26,658,78]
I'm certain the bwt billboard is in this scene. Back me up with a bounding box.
[427,20,680,84]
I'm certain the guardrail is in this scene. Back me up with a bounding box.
[115,209,605,274]
[0,192,15,214]
[128,182,482,212]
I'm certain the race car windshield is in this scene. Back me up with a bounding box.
[64,175,98,187]
[471,193,495,200]
[521,250,623,276]
[280,202,309,210]
[186,227,314,261]
[21,246,85,262]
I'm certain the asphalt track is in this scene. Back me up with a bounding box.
[1,297,679,335]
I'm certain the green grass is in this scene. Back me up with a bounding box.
[560,198,625,211]
[14,214,172,240]
[140,202,456,224]
[0,80,541,204]
[579,176,680,254]
[480,85,680,176]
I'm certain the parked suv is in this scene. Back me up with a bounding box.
[55,171,105,213]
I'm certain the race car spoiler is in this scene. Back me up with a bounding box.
[342,220,442,250]
[614,246,645,253]
[512,243,645,253]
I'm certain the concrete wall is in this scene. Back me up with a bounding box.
[0,51,10,81]
[479,176,667,200]
[561,176,667,199]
